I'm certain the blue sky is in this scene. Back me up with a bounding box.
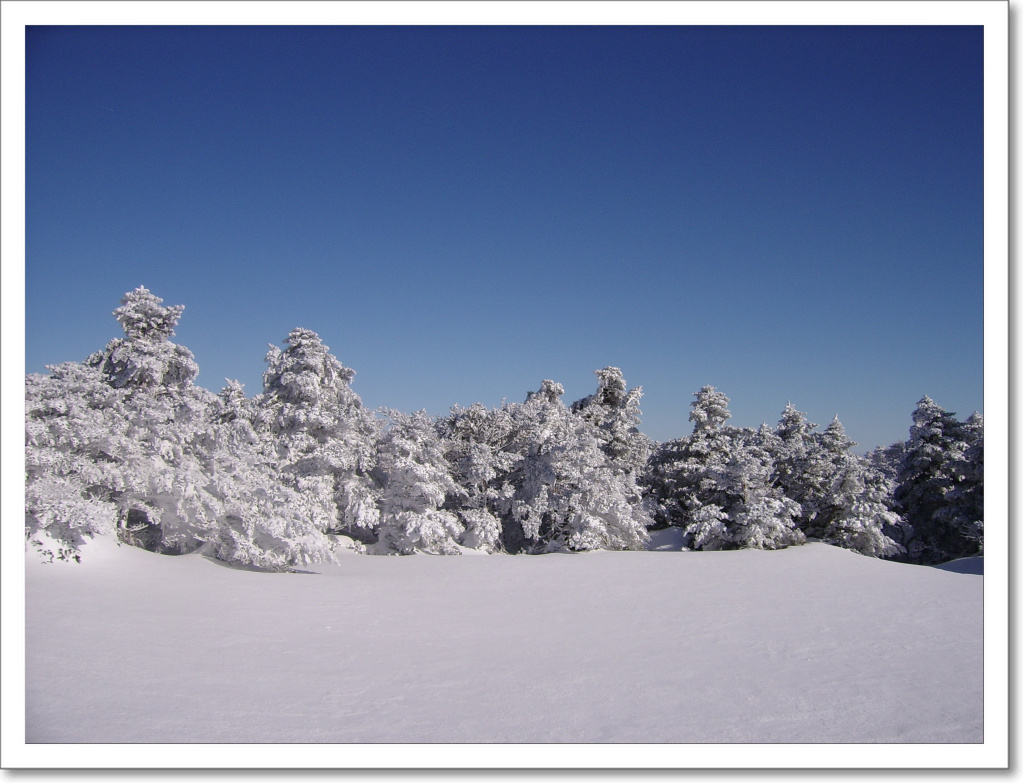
[24,24,984,449]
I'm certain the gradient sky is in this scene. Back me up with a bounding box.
[24,24,984,450]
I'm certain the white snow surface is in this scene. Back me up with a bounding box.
[25,534,982,745]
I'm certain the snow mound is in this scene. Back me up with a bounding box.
[933,555,984,575]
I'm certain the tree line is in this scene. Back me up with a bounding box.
[25,288,983,569]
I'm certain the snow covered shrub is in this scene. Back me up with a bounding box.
[25,475,117,562]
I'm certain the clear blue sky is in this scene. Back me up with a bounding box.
[25,24,984,449]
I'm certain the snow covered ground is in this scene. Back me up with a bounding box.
[22,531,983,755]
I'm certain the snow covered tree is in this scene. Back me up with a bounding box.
[689,385,732,434]
[87,286,199,390]
[818,459,906,558]
[28,288,352,567]
[772,403,819,525]
[645,392,803,551]
[935,412,984,555]
[255,328,381,543]
[643,388,739,534]
[571,367,653,476]
[722,427,805,550]
[25,362,123,561]
[440,374,653,555]
[372,410,463,555]
[795,416,859,539]
[26,288,225,560]
[505,382,650,553]
[786,418,904,558]
[112,379,221,555]
[201,380,337,570]
[893,396,979,564]
[439,402,517,553]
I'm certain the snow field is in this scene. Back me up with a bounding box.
[25,537,982,745]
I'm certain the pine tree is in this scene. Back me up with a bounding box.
[27,288,222,559]
[439,402,516,552]
[723,427,805,550]
[936,412,984,555]
[772,403,819,530]
[570,367,653,476]
[25,362,123,561]
[645,391,805,551]
[894,396,977,564]
[87,286,199,390]
[503,380,651,553]
[255,328,382,543]
[819,459,906,558]
[689,385,732,434]
[643,387,739,540]
[373,410,463,555]
[202,380,337,569]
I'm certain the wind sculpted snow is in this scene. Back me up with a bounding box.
[25,538,982,744]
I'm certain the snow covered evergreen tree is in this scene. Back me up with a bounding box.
[819,462,906,558]
[438,402,517,552]
[934,411,984,556]
[722,426,805,550]
[689,385,732,434]
[798,418,904,558]
[201,380,337,569]
[27,288,221,559]
[570,367,653,476]
[255,328,382,543]
[505,381,650,553]
[772,403,819,530]
[643,387,738,535]
[893,396,980,564]
[372,410,463,555]
[87,286,199,390]
[26,362,123,561]
[644,389,802,550]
